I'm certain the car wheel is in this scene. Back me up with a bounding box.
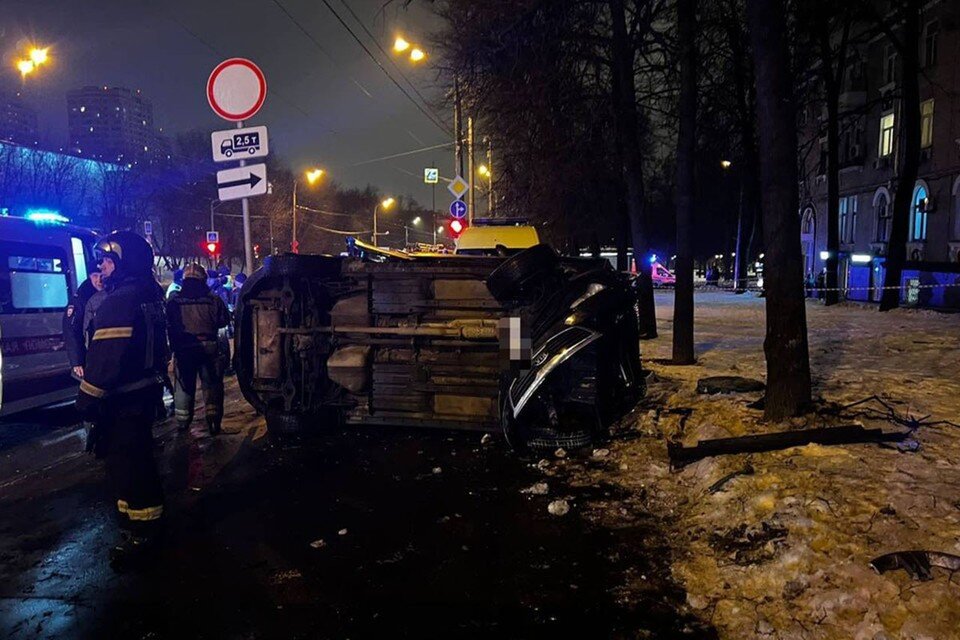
[266,253,341,278]
[485,244,559,300]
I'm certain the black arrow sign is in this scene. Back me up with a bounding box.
[219,172,262,190]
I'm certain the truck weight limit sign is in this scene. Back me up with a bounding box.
[211,126,269,162]
[206,58,267,122]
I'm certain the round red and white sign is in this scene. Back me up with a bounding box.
[206,58,267,122]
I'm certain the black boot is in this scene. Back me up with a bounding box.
[207,417,221,435]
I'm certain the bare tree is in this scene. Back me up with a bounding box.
[745,0,812,419]
[672,0,697,363]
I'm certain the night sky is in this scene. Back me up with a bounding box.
[2,0,452,204]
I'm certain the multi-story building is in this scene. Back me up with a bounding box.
[66,86,170,164]
[0,90,39,146]
[799,2,960,308]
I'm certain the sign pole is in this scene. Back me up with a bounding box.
[238,120,254,274]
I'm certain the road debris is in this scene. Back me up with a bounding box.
[707,463,755,494]
[310,539,326,549]
[696,376,765,395]
[591,448,610,459]
[869,550,960,581]
[554,448,567,459]
[338,528,348,536]
[547,499,570,516]
[536,459,551,470]
[668,425,908,467]
[480,433,494,446]
[708,522,788,565]
[520,482,549,496]
[432,466,443,475]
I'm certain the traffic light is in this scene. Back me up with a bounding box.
[205,240,220,258]
[448,217,467,239]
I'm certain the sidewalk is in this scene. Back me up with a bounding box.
[559,291,960,639]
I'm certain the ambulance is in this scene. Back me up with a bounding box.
[0,213,97,416]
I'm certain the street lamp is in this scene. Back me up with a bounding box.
[293,168,325,253]
[373,197,395,247]
[16,45,50,79]
[410,48,426,63]
[393,37,410,53]
[29,48,49,65]
[720,159,732,169]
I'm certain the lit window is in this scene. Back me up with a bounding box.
[879,113,895,157]
[921,100,934,149]
[79,106,86,113]
[911,184,928,241]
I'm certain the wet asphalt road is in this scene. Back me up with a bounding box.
[0,382,710,639]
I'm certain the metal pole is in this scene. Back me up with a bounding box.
[454,76,463,176]
[467,117,475,224]
[238,120,254,274]
[405,226,409,247]
[487,138,493,215]
[269,216,275,255]
[373,203,379,247]
[432,183,437,245]
[292,180,298,253]
[210,200,216,232]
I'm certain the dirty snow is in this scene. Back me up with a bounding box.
[563,291,960,639]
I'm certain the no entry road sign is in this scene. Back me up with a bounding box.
[207,58,267,122]
[217,164,268,202]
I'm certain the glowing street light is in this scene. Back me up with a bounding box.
[373,197,396,247]
[412,216,422,225]
[393,37,411,53]
[29,48,49,65]
[292,167,326,252]
[720,159,732,169]
[16,60,34,78]
[477,164,491,178]
[409,48,426,63]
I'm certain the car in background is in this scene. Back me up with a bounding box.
[0,214,97,416]
[454,218,539,256]
[651,261,676,287]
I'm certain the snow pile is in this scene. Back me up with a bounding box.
[565,292,960,639]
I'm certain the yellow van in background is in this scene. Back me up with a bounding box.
[454,219,540,256]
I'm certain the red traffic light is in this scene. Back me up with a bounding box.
[206,241,219,256]
[449,218,466,238]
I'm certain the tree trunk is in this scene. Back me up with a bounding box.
[879,1,921,312]
[726,12,760,293]
[672,0,697,364]
[746,0,812,420]
[818,18,849,306]
[610,0,657,339]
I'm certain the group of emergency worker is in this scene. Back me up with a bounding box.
[62,231,237,568]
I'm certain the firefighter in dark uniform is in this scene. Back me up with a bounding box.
[75,231,169,568]
[166,263,230,435]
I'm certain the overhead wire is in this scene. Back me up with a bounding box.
[336,0,446,128]
[313,0,454,136]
